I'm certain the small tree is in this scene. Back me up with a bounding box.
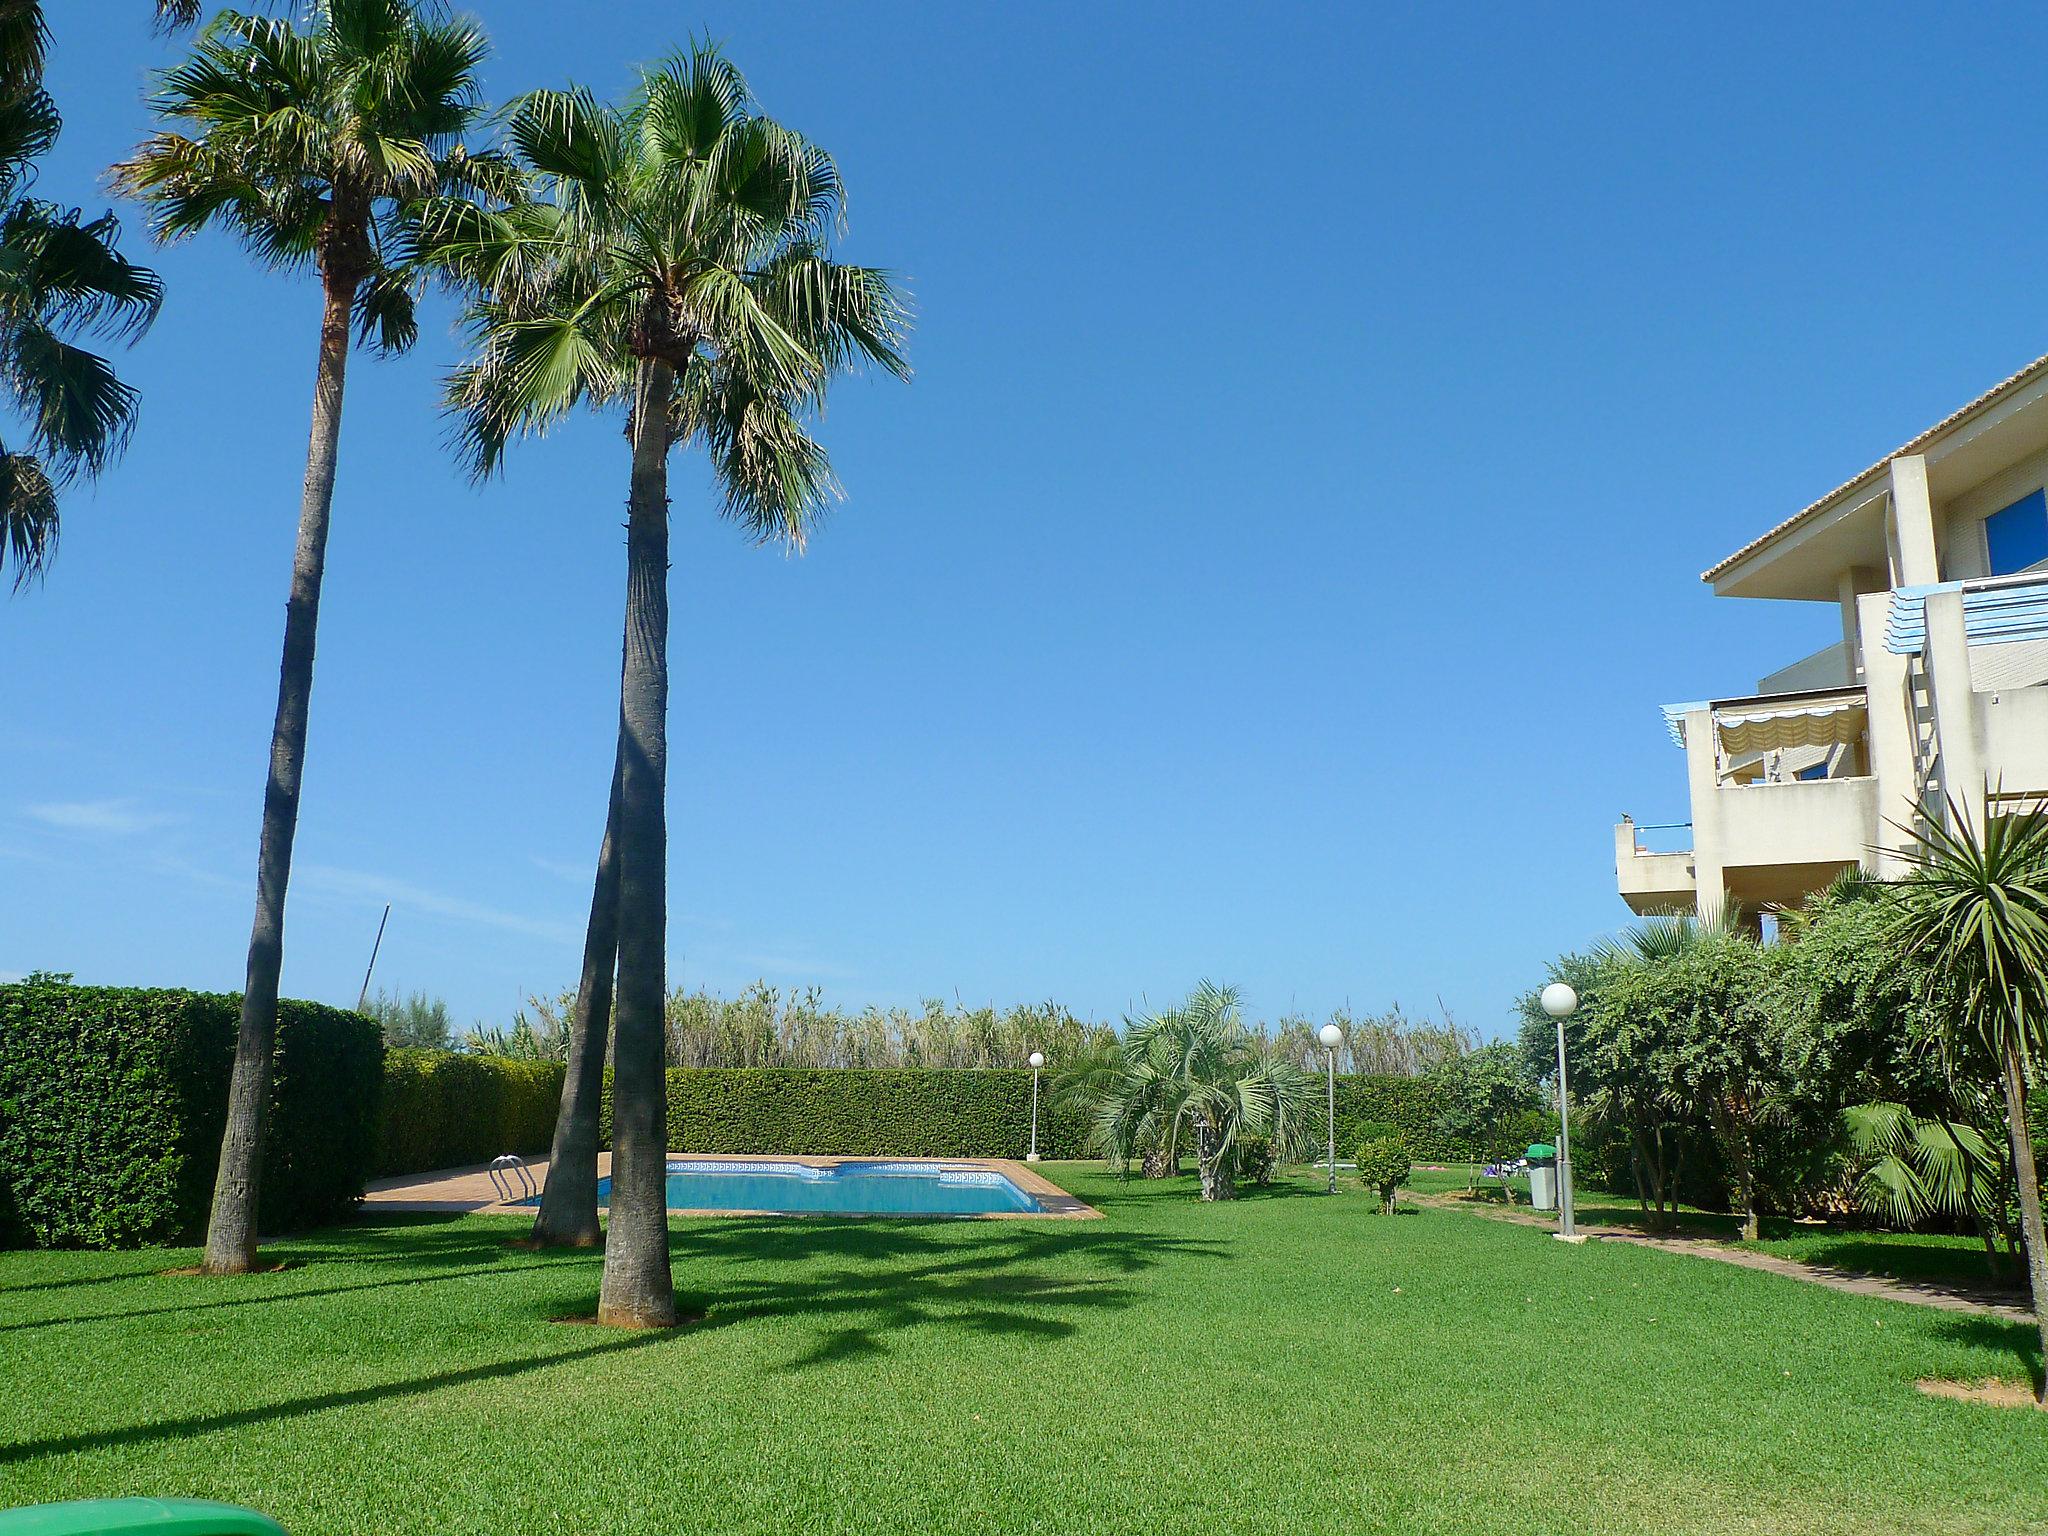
[1355,1136,1410,1215]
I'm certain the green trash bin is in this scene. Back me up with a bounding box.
[1526,1143,1558,1212]
[0,1500,287,1536]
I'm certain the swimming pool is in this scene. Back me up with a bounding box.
[538,1159,1046,1217]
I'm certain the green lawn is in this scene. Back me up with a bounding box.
[2,1165,2043,1536]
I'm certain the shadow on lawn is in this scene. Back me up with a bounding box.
[662,1217,1226,1371]
[0,1329,677,1466]
[1,1212,1226,1462]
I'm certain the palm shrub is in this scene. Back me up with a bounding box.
[1892,801,2048,1402]
[1355,1135,1410,1216]
[113,0,506,1273]
[1065,982,1317,1201]
[419,44,907,1318]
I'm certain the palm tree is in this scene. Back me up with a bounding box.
[420,46,908,1320]
[1070,982,1317,1201]
[1892,801,2048,1402]
[113,0,504,1275]
[0,11,162,588]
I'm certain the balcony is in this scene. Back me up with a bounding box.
[1620,686,1879,915]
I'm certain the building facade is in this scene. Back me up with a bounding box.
[1617,355,2048,918]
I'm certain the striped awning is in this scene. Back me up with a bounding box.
[1714,699,1867,755]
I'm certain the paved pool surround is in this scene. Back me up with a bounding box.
[363,1152,1101,1220]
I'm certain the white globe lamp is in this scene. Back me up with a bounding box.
[1538,981,1581,1241]
[1025,1051,1046,1161]
[1317,1024,1342,1192]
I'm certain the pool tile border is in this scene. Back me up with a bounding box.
[362,1152,1101,1220]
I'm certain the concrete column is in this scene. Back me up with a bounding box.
[1888,455,1942,586]
[1681,708,1726,919]
[1859,590,1919,877]
[1923,586,1986,835]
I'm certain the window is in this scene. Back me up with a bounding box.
[1796,762,1828,781]
[1984,488,2048,575]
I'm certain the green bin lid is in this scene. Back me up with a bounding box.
[0,1500,288,1536]
[1526,1143,1556,1159]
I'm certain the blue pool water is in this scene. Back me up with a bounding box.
[536,1160,1044,1216]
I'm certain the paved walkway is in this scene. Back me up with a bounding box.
[1411,1192,2034,1323]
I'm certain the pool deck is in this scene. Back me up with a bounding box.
[363,1153,1101,1220]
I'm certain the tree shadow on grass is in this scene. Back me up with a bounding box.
[0,1253,595,1336]
[1928,1314,2045,1393]
[0,1328,677,1466]
[650,1218,1226,1372]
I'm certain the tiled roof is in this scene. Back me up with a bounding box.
[1701,351,2048,583]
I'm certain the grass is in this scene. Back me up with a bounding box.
[2,1164,2043,1535]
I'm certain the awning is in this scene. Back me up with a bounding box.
[1714,699,1867,755]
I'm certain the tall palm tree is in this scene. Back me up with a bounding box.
[0,10,162,588]
[421,46,908,1320]
[113,0,505,1275]
[1892,802,2048,1403]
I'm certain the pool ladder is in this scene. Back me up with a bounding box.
[487,1154,535,1201]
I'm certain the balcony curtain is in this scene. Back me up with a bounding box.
[1714,700,1866,756]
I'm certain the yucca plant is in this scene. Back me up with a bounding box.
[1891,800,2048,1401]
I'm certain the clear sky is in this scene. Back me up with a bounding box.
[4,1,2045,1037]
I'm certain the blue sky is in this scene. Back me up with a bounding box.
[4,1,2045,1037]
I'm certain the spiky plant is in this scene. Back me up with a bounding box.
[1891,800,2048,1402]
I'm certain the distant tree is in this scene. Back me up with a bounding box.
[1424,1042,1540,1158]
[114,0,505,1275]
[363,988,451,1050]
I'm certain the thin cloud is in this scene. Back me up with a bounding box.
[529,854,591,883]
[297,863,579,947]
[23,798,178,836]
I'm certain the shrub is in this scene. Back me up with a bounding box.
[1329,1077,1468,1160]
[377,1050,562,1175]
[0,983,382,1248]
[1233,1134,1278,1185]
[1355,1135,1412,1215]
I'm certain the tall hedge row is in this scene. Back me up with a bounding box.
[363,1058,1468,1174]
[0,984,382,1248]
[639,1068,1089,1159]
[376,1050,563,1175]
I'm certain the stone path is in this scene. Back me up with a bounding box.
[1410,1192,2034,1323]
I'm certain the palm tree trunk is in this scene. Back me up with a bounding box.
[597,357,678,1328]
[1996,1043,2048,1404]
[201,271,352,1275]
[529,732,624,1248]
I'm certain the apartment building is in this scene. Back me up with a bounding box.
[1617,355,2048,917]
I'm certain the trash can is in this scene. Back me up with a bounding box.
[1526,1143,1558,1211]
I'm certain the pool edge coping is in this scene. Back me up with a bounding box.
[362,1152,1102,1221]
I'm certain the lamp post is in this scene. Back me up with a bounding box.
[1318,1023,1342,1193]
[1027,1051,1045,1162]
[1538,982,1581,1242]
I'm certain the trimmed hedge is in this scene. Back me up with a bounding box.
[0,983,383,1248]
[649,1069,1088,1159]
[1331,1076,1465,1162]
[376,1050,562,1176]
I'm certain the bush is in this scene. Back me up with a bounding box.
[1355,1135,1412,1215]
[0,983,382,1248]
[377,1050,562,1176]
[1233,1134,1278,1185]
[1329,1077,1469,1161]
